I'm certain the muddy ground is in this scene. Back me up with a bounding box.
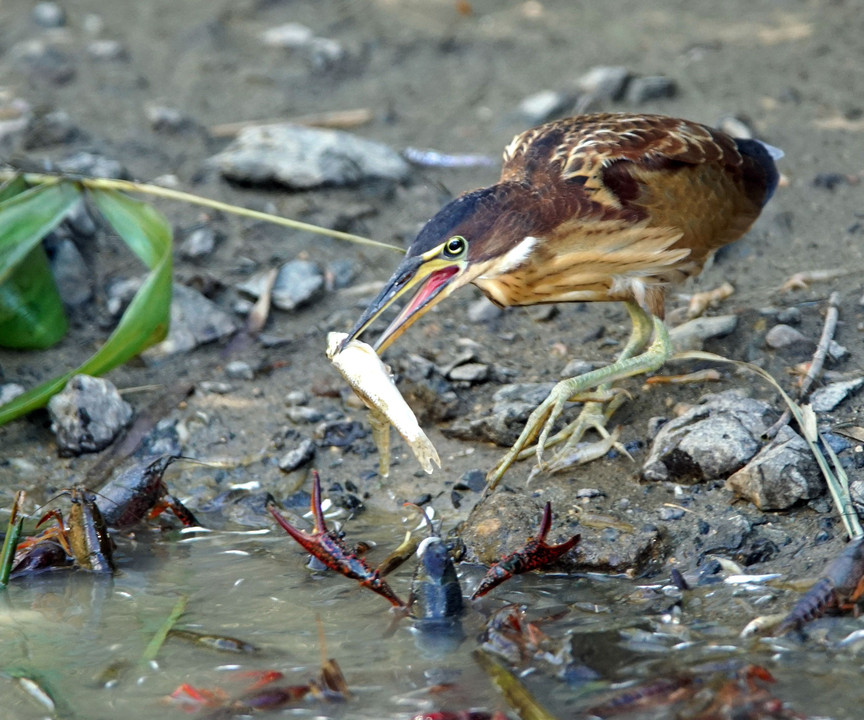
[1,0,863,587]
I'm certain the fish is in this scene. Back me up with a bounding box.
[326,333,440,475]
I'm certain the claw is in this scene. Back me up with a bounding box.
[268,471,405,608]
[470,502,580,600]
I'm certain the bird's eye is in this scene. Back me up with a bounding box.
[443,236,467,258]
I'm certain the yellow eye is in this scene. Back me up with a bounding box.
[444,236,466,258]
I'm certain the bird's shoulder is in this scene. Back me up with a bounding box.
[500,113,741,185]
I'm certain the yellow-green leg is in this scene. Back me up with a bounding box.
[487,303,669,489]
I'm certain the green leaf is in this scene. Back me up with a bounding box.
[0,187,173,425]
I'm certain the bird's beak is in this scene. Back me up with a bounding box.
[340,252,465,354]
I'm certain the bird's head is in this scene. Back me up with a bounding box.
[340,184,531,353]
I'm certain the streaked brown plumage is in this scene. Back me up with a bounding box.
[342,113,780,486]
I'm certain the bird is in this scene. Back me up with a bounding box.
[339,112,781,488]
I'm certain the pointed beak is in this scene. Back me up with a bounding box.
[340,254,464,354]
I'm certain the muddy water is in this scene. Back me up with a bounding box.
[2,506,861,720]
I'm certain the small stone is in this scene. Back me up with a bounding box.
[810,378,864,413]
[625,76,677,104]
[260,23,316,48]
[48,375,133,456]
[9,39,75,84]
[198,381,234,394]
[726,426,822,510]
[225,361,254,381]
[576,66,631,101]
[561,359,600,377]
[776,307,801,325]
[764,323,811,350]
[57,151,128,179]
[50,239,92,306]
[467,296,503,323]
[32,2,66,27]
[828,341,849,362]
[669,314,737,352]
[0,383,25,406]
[179,226,218,260]
[143,283,238,360]
[209,124,409,189]
[460,469,486,492]
[278,438,316,472]
[285,390,309,406]
[305,36,346,69]
[517,90,570,124]
[0,95,31,141]
[447,363,490,383]
[87,39,127,61]
[717,115,754,139]
[642,390,775,484]
[812,173,855,191]
[82,13,104,35]
[576,488,603,499]
[287,406,323,424]
[23,109,78,148]
[659,507,685,521]
[325,259,357,290]
[145,104,192,133]
[238,260,324,311]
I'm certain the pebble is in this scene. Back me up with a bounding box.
[669,314,737,352]
[208,124,409,189]
[179,226,218,260]
[260,23,315,47]
[517,90,570,124]
[24,109,78,148]
[467,296,503,323]
[198,381,233,394]
[225,361,254,381]
[9,39,76,84]
[447,362,490,384]
[285,390,309,406]
[575,488,603,499]
[325,259,357,291]
[725,426,822,510]
[659,507,685,521]
[0,95,31,141]
[143,283,238,360]
[717,115,754,139]
[625,76,677,104]
[642,390,774,484]
[775,307,801,325]
[764,323,811,350]
[87,39,127,61]
[278,438,316,472]
[50,239,92,306]
[237,260,325,312]
[32,1,66,27]
[145,104,192,133]
[57,151,128,179]
[48,375,133,456]
[0,383,25,406]
[287,406,324,424]
[460,469,486,492]
[810,378,864,413]
[576,66,631,101]
[560,358,600,377]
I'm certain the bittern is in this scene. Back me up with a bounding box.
[341,113,781,487]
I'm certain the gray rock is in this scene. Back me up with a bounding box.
[278,438,316,472]
[50,239,92,306]
[765,323,810,350]
[285,390,309,406]
[261,23,315,48]
[0,383,25,406]
[24,109,78,148]
[560,358,601,377]
[9,39,75,84]
[179,226,218,260]
[669,314,737,352]
[325,259,357,290]
[717,115,754,139]
[493,382,556,407]
[725,426,822,510]
[576,66,631,101]
[810,378,864,413]
[48,375,133,456]
[198,381,234,394]
[209,123,409,189]
[642,390,775,484]
[143,283,238,360]
[287,406,323,423]
[448,362,490,383]
[87,39,127,61]
[467,296,503,323]
[625,76,677,104]
[517,90,570,124]
[776,307,801,325]
[659,506,685,521]
[146,104,192,133]
[105,276,144,318]
[57,151,128,179]
[32,2,66,27]
[237,260,325,311]
[225,361,254,381]
[828,341,849,362]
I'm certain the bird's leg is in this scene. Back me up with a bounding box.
[487,307,669,489]
[522,302,653,466]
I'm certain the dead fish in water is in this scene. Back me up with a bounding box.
[326,332,440,476]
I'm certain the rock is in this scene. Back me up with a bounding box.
[0,383,25,406]
[261,23,315,48]
[285,390,309,406]
[209,123,409,189]
[0,95,31,141]
[725,426,822,510]
[143,283,238,360]
[642,390,775,484]
[576,66,631,101]
[224,361,254,381]
[87,39,127,61]
[560,359,601,377]
[198,381,233,394]
[810,378,864,413]
[179,226,218,260]
[765,323,811,350]
[145,104,193,133]
[57,151,128,179]
[48,375,133,456]
[828,341,849,361]
[669,314,737,352]
[237,260,325,312]
[625,76,677,104]
[394,356,461,424]
[447,362,490,383]
[812,173,857,191]
[659,506,685,521]
[776,307,801,325]
[23,109,78,148]
[50,239,92,306]
[467,297,503,323]
[325,259,357,291]
[32,2,66,27]
[278,438,316,472]
[517,90,570,124]
[287,406,324,424]
[9,39,76,84]
[716,115,754,139]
